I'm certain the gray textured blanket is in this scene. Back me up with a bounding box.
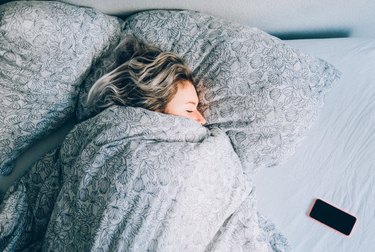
[1,106,290,251]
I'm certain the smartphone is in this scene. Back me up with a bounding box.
[309,199,357,236]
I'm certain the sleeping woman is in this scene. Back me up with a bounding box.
[86,35,206,126]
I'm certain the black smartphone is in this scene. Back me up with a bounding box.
[309,199,357,236]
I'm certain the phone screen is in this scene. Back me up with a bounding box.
[309,199,356,236]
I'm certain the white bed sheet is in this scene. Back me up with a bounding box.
[254,38,375,251]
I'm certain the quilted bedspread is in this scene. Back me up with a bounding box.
[1,106,290,251]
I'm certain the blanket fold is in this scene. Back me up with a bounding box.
[45,106,254,251]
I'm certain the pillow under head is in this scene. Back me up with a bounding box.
[0,1,122,175]
[119,10,341,172]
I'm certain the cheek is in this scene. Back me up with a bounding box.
[164,103,183,116]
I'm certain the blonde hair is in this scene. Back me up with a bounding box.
[87,36,196,113]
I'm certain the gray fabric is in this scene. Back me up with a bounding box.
[0,1,122,175]
[45,106,271,251]
[0,105,291,251]
[81,10,339,174]
[0,148,61,251]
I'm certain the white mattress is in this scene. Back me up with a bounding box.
[254,38,375,251]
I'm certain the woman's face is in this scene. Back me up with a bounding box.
[164,80,207,126]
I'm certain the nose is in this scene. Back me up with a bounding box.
[195,111,207,126]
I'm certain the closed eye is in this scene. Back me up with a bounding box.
[186,110,193,113]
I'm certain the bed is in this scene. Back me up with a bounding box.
[254,38,375,251]
[0,1,374,251]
